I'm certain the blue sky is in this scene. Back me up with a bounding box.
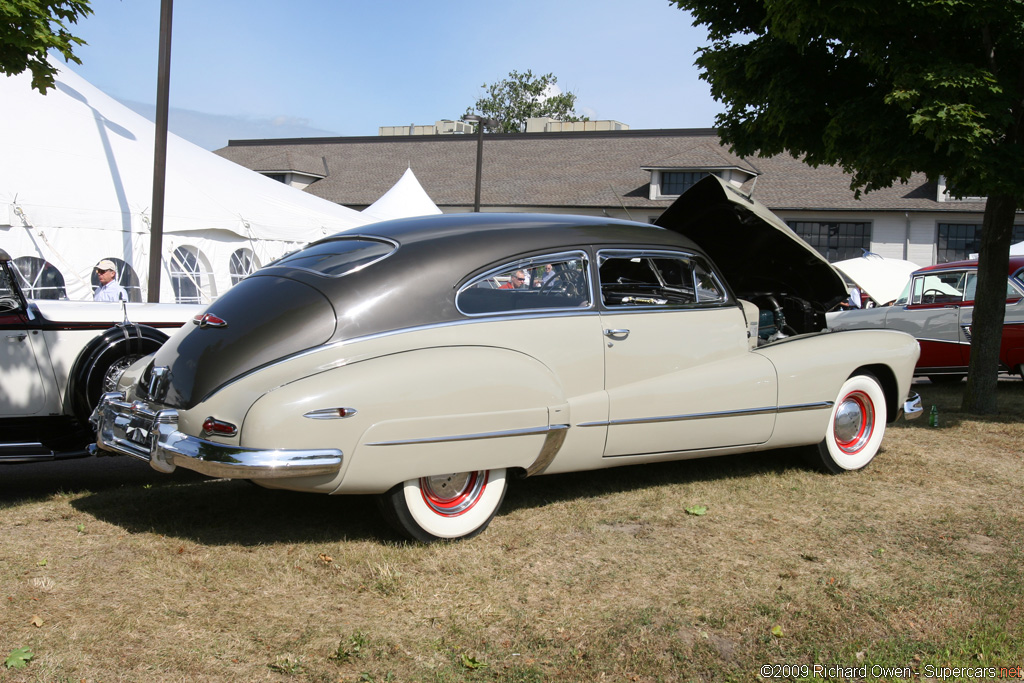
[69,0,722,150]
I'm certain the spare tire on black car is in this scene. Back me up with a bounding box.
[67,322,169,423]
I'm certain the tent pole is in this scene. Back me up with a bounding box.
[147,0,173,302]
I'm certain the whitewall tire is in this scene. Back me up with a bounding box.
[812,373,887,474]
[380,469,508,542]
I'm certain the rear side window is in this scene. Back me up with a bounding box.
[457,252,591,315]
[274,237,397,277]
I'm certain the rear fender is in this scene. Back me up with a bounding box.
[242,346,568,494]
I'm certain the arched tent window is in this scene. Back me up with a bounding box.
[170,246,215,304]
[89,258,142,302]
[229,248,260,286]
[12,257,67,300]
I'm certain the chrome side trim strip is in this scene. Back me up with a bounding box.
[366,424,568,447]
[201,311,604,403]
[577,401,833,428]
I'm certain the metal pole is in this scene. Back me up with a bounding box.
[147,0,173,302]
[473,121,484,212]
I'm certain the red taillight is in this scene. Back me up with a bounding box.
[192,313,227,328]
[202,417,237,437]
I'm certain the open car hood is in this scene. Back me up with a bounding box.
[655,175,848,308]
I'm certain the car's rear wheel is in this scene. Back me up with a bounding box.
[379,469,507,542]
[810,373,887,474]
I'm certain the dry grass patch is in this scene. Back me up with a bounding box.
[1,380,1022,682]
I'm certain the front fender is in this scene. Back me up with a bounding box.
[756,328,920,426]
[242,346,568,494]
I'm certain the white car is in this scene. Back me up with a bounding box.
[93,176,922,541]
[0,249,201,462]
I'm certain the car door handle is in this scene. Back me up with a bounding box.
[604,328,630,340]
[6,333,27,343]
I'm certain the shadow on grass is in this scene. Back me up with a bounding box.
[66,447,812,546]
[71,478,395,545]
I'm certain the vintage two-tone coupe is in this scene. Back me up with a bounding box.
[92,176,922,541]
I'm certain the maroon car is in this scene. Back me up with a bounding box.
[828,256,1024,382]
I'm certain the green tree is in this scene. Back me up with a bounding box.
[672,0,1024,413]
[465,69,587,133]
[0,0,93,93]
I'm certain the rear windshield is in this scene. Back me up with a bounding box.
[273,237,396,277]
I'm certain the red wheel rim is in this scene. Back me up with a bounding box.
[833,390,873,454]
[419,471,488,517]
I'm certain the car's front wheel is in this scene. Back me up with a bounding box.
[380,469,508,542]
[809,373,887,474]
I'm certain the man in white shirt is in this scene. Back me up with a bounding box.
[92,259,128,302]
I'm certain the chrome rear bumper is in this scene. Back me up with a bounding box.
[90,392,343,479]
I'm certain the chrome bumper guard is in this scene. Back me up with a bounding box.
[902,392,923,421]
[90,392,343,479]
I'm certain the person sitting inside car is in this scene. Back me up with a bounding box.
[499,270,527,290]
[92,259,128,302]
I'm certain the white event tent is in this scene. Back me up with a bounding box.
[1,61,378,303]
[361,167,442,223]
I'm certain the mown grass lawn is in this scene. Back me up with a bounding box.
[1,380,1022,682]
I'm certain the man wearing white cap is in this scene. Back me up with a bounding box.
[93,259,128,302]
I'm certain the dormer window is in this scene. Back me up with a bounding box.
[661,171,710,196]
[644,165,756,200]
[647,170,716,199]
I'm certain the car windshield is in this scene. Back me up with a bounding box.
[273,237,397,277]
[905,269,1023,305]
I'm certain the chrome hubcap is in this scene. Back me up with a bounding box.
[834,391,873,454]
[420,471,486,516]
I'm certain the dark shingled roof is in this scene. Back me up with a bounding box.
[215,128,989,215]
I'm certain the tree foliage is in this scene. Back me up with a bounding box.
[673,0,1024,412]
[466,69,587,133]
[0,0,93,93]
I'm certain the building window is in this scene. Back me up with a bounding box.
[229,248,260,286]
[661,171,709,196]
[263,173,287,184]
[787,221,871,262]
[937,223,1024,263]
[12,257,66,300]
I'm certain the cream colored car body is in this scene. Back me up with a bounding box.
[114,298,919,495]
[94,176,922,540]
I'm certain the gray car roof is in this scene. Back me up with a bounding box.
[253,212,706,341]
